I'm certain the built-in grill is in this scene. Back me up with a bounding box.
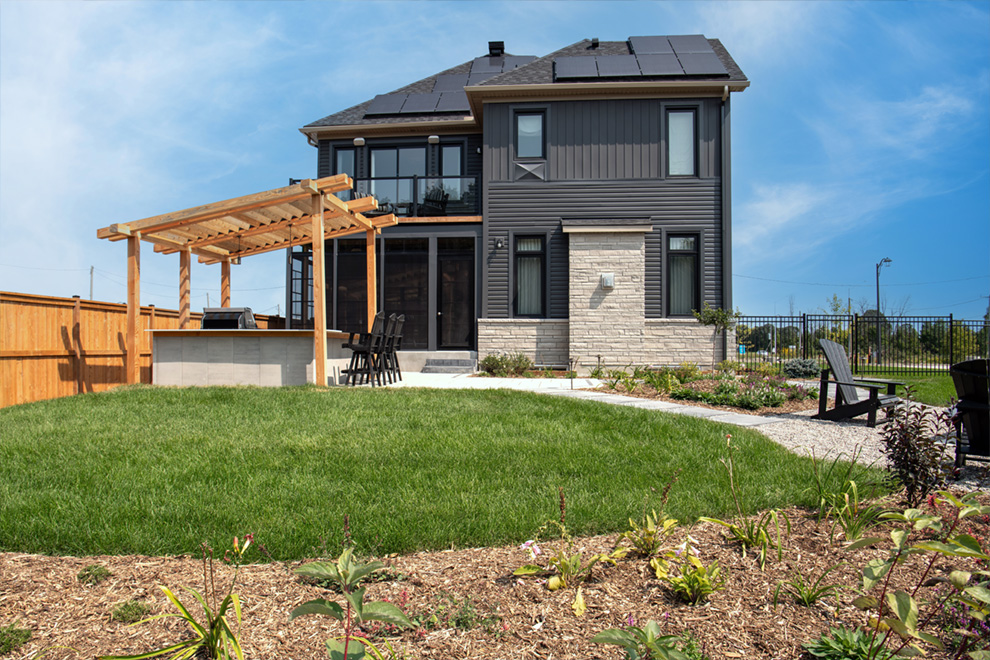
[201,307,257,329]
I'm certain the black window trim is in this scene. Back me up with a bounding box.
[663,229,704,318]
[663,105,699,179]
[511,231,548,318]
[513,108,547,161]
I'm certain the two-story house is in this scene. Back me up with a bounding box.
[290,36,748,371]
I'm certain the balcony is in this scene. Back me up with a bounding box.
[339,175,480,218]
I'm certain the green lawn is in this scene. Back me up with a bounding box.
[0,386,873,560]
[862,372,956,407]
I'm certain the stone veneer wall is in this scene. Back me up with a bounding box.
[476,318,569,367]
[477,232,733,372]
[645,320,733,367]
[568,232,648,368]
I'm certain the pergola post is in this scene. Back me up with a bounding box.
[179,248,191,329]
[126,234,141,384]
[311,193,328,386]
[366,228,376,331]
[221,258,231,307]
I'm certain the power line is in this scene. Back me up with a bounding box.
[734,273,989,288]
[0,263,90,272]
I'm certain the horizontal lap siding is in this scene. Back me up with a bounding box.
[485,180,722,319]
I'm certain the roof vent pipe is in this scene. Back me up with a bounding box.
[590,38,599,49]
[488,41,504,57]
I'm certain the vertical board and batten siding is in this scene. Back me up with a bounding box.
[0,292,278,408]
[484,99,721,182]
[483,97,725,320]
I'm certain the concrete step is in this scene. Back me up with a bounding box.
[421,358,476,374]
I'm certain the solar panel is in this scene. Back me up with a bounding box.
[503,55,536,70]
[667,34,711,54]
[677,52,727,75]
[636,53,684,76]
[629,36,673,55]
[435,91,470,113]
[471,56,503,74]
[554,56,599,79]
[467,72,499,86]
[432,74,469,92]
[365,94,407,115]
[595,55,641,77]
[399,93,441,113]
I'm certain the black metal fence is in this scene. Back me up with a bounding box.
[735,314,990,375]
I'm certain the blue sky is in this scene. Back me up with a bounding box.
[1,0,988,319]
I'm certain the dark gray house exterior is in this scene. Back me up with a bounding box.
[292,36,749,369]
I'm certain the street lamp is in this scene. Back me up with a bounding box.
[875,257,892,365]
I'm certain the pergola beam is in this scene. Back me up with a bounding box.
[98,174,352,240]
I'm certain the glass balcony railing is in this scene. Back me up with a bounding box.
[337,175,480,217]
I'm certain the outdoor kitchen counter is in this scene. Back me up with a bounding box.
[150,329,352,387]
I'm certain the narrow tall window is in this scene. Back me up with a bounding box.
[667,109,696,176]
[516,112,545,159]
[335,148,355,177]
[515,235,545,317]
[668,234,698,316]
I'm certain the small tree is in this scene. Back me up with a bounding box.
[692,303,741,372]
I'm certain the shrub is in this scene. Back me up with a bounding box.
[717,360,743,374]
[479,352,534,377]
[643,368,680,394]
[749,362,779,377]
[674,362,701,383]
[879,393,953,506]
[782,358,820,379]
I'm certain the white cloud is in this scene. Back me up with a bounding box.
[811,84,976,166]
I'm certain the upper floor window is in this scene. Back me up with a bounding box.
[514,235,546,317]
[441,144,462,176]
[667,234,699,316]
[515,111,545,159]
[667,109,696,176]
[335,148,356,178]
[370,146,426,208]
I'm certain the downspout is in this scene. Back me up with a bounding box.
[720,86,732,363]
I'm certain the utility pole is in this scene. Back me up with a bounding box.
[876,257,892,365]
[90,266,94,300]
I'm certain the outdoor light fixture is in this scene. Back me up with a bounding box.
[428,135,440,144]
[353,137,365,146]
[495,238,504,249]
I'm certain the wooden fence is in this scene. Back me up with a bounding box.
[0,291,281,408]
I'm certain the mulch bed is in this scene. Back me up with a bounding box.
[3,496,987,659]
[591,379,823,417]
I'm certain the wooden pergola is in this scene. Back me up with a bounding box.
[97,174,396,387]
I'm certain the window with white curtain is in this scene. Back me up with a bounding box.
[515,112,545,159]
[514,235,545,317]
[667,234,698,316]
[667,109,696,176]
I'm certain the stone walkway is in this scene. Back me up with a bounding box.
[389,372,786,428]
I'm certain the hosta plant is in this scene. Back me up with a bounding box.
[100,534,254,660]
[592,620,691,660]
[650,538,725,605]
[290,547,413,660]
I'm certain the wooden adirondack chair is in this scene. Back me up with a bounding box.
[812,338,902,427]
[950,358,990,468]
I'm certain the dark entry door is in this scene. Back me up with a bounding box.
[437,237,475,349]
